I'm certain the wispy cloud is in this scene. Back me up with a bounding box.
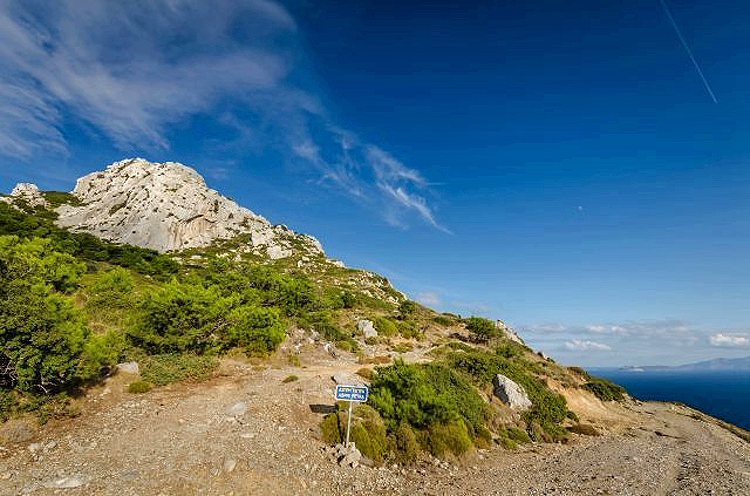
[710,333,749,347]
[416,291,441,306]
[563,339,611,351]
[0,0,447,231]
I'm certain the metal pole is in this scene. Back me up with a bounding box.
[345,400,353,448]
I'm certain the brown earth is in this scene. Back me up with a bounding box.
[1,352,749,496]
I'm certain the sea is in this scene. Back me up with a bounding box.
[589,369,750,430]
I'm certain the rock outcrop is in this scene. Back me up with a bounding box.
[1,183,49,208]
[492,374,532,410]
[356,319,378,339]
[10,158,323,258]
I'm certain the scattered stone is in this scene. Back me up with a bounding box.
[335,443,362,468]
[223,458,238,473]
[356,319,378,339]
[43,475,84,489]
[492,374,532,410]
[226,401,247,418]
[116,361,140,374]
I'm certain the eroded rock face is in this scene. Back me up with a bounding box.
[493,374,532,410]
[49,158,323,256]
[1,183,49,208]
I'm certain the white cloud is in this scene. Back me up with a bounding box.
[416,291,441,306]
[563,340,612,351]
[710,333,750,347]
[0,0,447,232]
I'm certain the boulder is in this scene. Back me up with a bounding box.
[116,361,139,375]
[2,183,49,208]
[335,443,362,468]
[492,374,532,410]
[356,319,378,339]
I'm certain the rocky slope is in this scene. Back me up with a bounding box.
[4,158,323,258]
[0,353,748,496]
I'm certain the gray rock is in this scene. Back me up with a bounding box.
[43,475,84,489]
[1,183,49,208]
[225,401,247,417]
[492,374,532,410]
[223,458,238,473]
[357,319,378,339]
[335,443,362,468]
[495,320,526,345]
[116,361,140,374]
[51,158,324,257]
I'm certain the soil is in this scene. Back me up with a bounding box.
[1,351,748,496]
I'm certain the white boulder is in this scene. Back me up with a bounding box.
[492,374,532,410]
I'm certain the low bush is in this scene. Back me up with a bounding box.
[282,374,299,383]
[583,377,626,402]
[373,317,398,337]
[139,354,218,386]
[392,422,420,464]
[320,404,388,462]
[427,419,473,458]
[464,316,498,342]
[127,380,152,394]
[432,314,454,327]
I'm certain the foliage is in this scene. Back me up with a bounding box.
[282,374,298,383]
[0,236,91,393]
[432,314,454,327]
[41,191,83,208]
[319,404,388,462]
[139,354,218,385]
[427,419,473,457]
[447,349,570,435]
[374,317,398,337]
[127,380,152,394]
[368,360,487,441]
[583,377,626,402]
[464,316,498,342]
[398,300,417,318]
[392,422,420,464]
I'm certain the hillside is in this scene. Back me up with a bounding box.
[1,159,748,495]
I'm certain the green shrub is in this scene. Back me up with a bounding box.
[393,422,420,464]
[282,374,299,383]
[0,389,17,422]
[139,354,218,386]
[127,380,152,394]
[506,426,532,444]
[320,412,342,444]
[396,320,422,340]
[568,366,591,380]
[127,281,230,354]
[398,300,417,318]
[464,316,498,342]
[374,317,398,337]
[583,377,626,402]
[40,191,83,208]
[447,349,570,435]
[432,314,454,327]
[368,360,487,440]
[427,419,473,457]
[392,342,412,354]
[223,305,286,354]
[341,291,356,309]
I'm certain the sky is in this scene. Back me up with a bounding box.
[0,0,748,367]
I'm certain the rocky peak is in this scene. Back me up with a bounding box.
[1,183,49,208]
[42,158,324,257]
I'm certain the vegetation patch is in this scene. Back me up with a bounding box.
[139,354,218,386]
[583,377,626,402]
[282,374,299,383]
[127,380,152,394]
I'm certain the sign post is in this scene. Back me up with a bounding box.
[334,384,369,448]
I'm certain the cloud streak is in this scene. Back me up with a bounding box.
[710,333,749,347]
[0,0,446,231]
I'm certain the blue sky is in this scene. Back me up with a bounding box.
[0,0,748,366]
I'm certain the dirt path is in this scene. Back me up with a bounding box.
[1,356,748,496]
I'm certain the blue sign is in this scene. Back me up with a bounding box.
[335,385,369,402]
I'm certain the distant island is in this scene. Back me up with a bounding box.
[620,356,750,372]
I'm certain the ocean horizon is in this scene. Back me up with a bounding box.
[590,368,750,430]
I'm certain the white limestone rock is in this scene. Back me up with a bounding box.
[492,374,532,410]
[51,158,324,257]
[1,183,49,208]
[356,319,378,339]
